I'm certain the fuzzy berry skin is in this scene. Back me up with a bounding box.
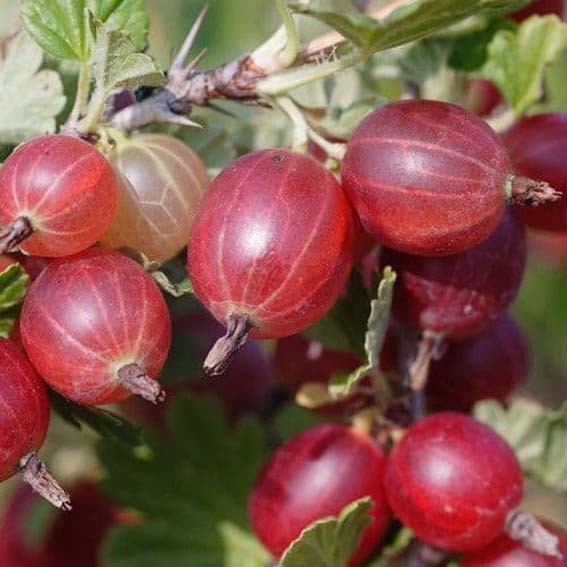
[102,134,209,262]
[188,149,355,338]
[510,0,564,21]
[426,313,531,412]
[249,424,390,566]
[503,113,567,232]
[274,334,365,417]
[0,339,49,482]
[342,100,511,256]
[20,249,171,406]
[380,211,526,339]
[0,135,118,257]
[461,521,567,566]
[385,412,523,552]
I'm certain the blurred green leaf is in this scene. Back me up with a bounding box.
[367,529,413,566]
[0,262,29,310]
[448,17,515,71]
[100,395,269,567]
[0,33,66,145]
[279,498,373,567]
[50,390,143,446]
[0,318,15,339]
[290,0,526,54]
[481,15,567,116]
[273,403,325,441]
[329,267,396,399]
[475,399,567,493]
[21,0,149,61]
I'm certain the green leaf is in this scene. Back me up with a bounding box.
[290,0,526,54]
[279,498,373,567]
[0,33,66,145]
[91,22,164,94]
[329,267,396,399]
[0,262,30,310]
[21,0,149,61]
[100,395,269,567]
[273,403,324,441]
[0,318,16,339]
[481,15,567,116]
[367,528,413,566]
[475,399,567,493]
[49,390,142,447]
[448,17,515,71]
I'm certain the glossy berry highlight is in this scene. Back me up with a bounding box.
[342,100,559,256]
[0,339,70,509]
[385,412,523,552]
[249,424,390,566]
[21,249,171,406]
[102,133,209,262]
[188,149,355,374]
[0,135,118,257]
[426,313,531,412]
[381,211,527,339]
[503,113,567,232]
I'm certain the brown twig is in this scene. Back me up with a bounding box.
[110,1,409,132]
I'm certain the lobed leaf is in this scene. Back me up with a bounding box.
[481,15,567,116]
[329,267,396,399]
[278,498,374,567]
[290,0,527,54]
[21,0,149,61]
[100,395,269,567]
[0,33,66,145]
[0,262,29,311]
[475,399,567,493]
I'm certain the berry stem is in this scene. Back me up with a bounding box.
[0,216,33,253]
[506,175,562,207]
[505,509,562,558]
[20,452,72,511]
[204,313,253,376]
[117,362,165,404]
[386,538,449,566]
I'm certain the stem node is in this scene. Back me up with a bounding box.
[118,363,165,404]
[506,510,563,558]
[0,216,33,254]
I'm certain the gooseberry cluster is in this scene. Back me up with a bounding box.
[0,17,565,567]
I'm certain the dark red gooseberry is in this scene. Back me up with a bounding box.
[342,100,557,256]
[380,211,527,339]
[41,481,117,567]
[384,412,523,552]
[0,339,69,509]
[249,424,390,566]
[187,149,355,374]
[510,0,564,22]
[466,79,502,117]
[0,135,118,257]
[20,249,171,406]
[503,113,567,232]
[426,313,531,412]
[461,521,567,566]
[274,334,365,417]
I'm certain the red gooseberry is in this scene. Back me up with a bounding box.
[101,133,209,262]
[426,313,531,412]
[380,211,527,339]
[249,423,391,566]
[0,339,70,509]
[0,135,118,257]
[20,249,171,406]
[510,0,564,22]
[341,100,559,256]
[384,412,523,552]
[187,149,355,374]
[503,113,567,232]
[461,521,567,566]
